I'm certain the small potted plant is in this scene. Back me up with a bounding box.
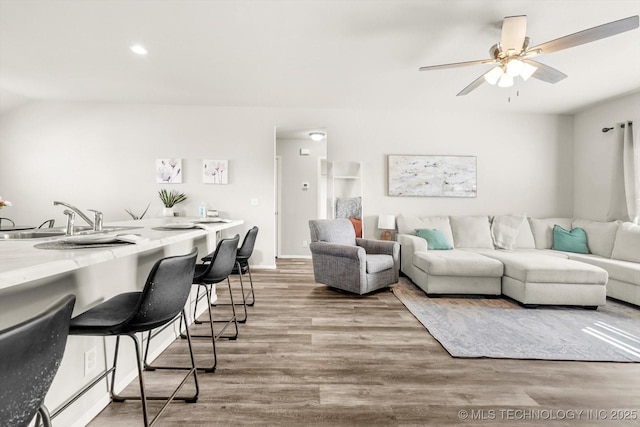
[158,189,187,217]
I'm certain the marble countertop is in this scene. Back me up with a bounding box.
[0,217,243,291]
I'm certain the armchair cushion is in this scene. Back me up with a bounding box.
[366,254,394,273]
[309,218,356,246]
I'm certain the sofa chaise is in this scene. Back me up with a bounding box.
[397,214,640,308]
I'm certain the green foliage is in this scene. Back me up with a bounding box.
[158,189,187,207]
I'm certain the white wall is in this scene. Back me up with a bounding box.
[276,137,326,256]
[1,101,575,265]
[573,91,640,220]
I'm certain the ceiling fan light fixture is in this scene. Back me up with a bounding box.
[497,73,514,88]
[505,59,524,77]
[309,132,326,142]
[129,44,148,55]
[519,61,537,81]
[484,66,504,85]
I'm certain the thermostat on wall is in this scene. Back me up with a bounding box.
[299,148,310,156]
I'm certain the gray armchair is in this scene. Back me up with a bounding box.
[309,218,400,295]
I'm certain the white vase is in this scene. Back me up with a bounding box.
[162,207,175,217]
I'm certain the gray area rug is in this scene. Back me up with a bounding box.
[393,278,640,362]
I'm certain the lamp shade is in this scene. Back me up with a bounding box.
[378,214,396,230]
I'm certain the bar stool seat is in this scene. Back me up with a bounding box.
[0,294,75,427]
[54,249,199,427]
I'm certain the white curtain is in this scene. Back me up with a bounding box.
[622,122,639,224]
[607,121,638,223]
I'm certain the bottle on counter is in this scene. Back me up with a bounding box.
[198,202,207,218]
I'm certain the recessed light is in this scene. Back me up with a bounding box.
[129,44,148,55]
[309,132,325,142]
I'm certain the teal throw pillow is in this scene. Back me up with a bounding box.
[416,228,453,250]
[552,225,589,254]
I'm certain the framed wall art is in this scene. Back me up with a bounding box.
[156,158,182,183]
[388,155,477,197]
[203,159,228,184]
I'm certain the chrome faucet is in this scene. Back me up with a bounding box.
[53,201,102,232]
[63,210,76,236]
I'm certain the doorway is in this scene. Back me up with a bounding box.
[274,127,327,258]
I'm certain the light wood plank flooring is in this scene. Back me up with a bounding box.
[90,259,640,426]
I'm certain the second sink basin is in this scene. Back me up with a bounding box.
[0,225,142,240]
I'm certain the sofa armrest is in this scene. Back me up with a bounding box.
[397,233,427,276]
[397,234,427,252]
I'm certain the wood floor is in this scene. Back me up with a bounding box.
[90,259,640,426]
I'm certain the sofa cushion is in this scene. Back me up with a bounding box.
[397,215,454,247]
[366,254,394,274]
[416,228,452,250]
[449,215,493,248]
[528,217,573,249]
[474,250,607,284]
[514,219,536,249]
[491,214,526,249]
[572,219,619,258]
[611,222,640,263]
[552,225,589,254]
[413,249,503,277]
[568,253,640,285]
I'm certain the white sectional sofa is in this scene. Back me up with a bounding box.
[397,214,640,308]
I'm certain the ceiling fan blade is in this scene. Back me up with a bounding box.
[419,58,496,71]
[456,70,492,96]
[501,15,527,52]
[522,59,567,83]
[527,15,639,55]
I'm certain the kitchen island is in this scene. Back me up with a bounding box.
[0,217,244,426]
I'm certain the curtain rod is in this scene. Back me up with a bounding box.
[602,121,632,133]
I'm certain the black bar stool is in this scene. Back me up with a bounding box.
[204,226,258,323]
[231,226,259,308]
[53,249,198,427]
[0,294,75,427]
[187,235,240,372]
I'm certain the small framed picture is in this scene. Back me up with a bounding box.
[203,159,228,184]
[156,158,182,183]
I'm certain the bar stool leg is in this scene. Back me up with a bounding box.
[246,263,255,306]
[35,404,52,427]
[111,314,200,425]
[212,261,248,322]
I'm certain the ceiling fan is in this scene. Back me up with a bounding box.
[419,15,639,96]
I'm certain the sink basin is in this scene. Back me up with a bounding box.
[75,226,142,235]
[0,225,142,240]
[0,230,67,240]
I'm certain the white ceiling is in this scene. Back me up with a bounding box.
[1,0,639,115]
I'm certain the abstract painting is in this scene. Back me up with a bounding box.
[203,159,228,184]
[388,155,476,197]
[156,158,182,183]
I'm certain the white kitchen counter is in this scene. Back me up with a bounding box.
[0,216,244,427]
[0,217,243,291]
